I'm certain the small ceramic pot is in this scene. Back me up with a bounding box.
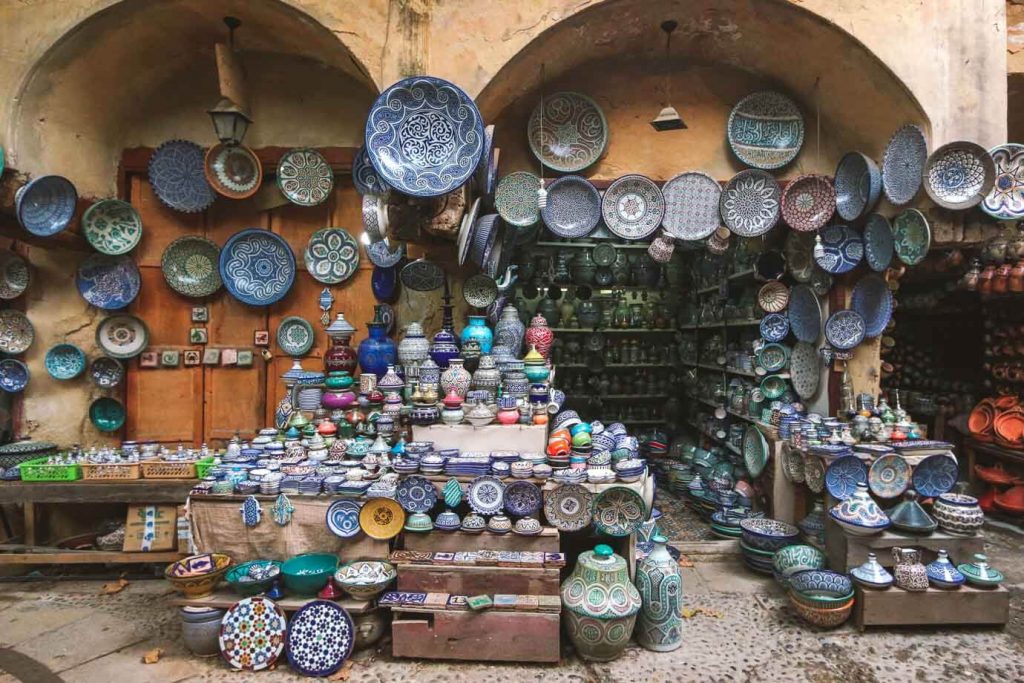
[931,493,984,535]
[180,607,226,657]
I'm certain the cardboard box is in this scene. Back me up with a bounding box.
[123,505,177,552]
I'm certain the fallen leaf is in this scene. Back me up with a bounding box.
[100,578,129,595]
[677,555,694,568]
[141,648,163,664]
[329,661,354,681]
[682,606,723,619]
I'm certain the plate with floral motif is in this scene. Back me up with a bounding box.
[541,175,601,238]
[276,316,315,356]
[743,425,770,479]
[82,200,143,255]
[662,171,722,240]
[76,254,141,310]
[148,140,215,213]
[544,483,593,532]
[868,453,910,499]
[162,236,223,297]
[881,124,927,206]
[911,454,959,498]
[923,141,995,210]
[824,310,866,350]
[219,228,296,306]
[825,455,868,500]
[503,480,543,517]
[286,600,354,677]
[204,143,263,200]
[16,175,78,236]
[814,225,863,274]
[397,475,439,513]
[592,486,646,536]
[0,358,29,393]
[982,143,1024,219]
[219,597,287,671]
[277,148,333,206]
[720,169,781,237]
[850,273,893,338]
[304,228,359,285]
[528,91,607,173]
[495,171,541,227]
[601,174,665,240]
[789,341,820,400]
[468,475,505,515]
[95,314,148,359]
[892,209,930,266]
[781,174,835,232]
[359,498,405,540]
[0,310,34,355]
[834,152,881,221]
[760,312,790,343]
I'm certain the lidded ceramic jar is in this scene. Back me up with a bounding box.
[931,493,984,535]
[460,315,494,354]
[377,365,405,393]
[398,322,430,368]
[429,327,460,369]
[471,354,501,395]
[440,358,472,398]
[466,400,495,427]
[322,371,357,410]
[525,314,555,359]
[493,304,526,355]
[523,346,550,383]
[561,544,641,661]
[440,388,465,425]
[418,358,441,388]
[324,313,358,374]
[634,534,682,652]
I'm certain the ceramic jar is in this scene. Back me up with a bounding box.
[179,606,226,657]
[634,534,682,652]
[440,358,472,398]
[496,396,519,425]
[535,298,561,328]
[377,365,404,393]
[577,300,602,328]
[358,322,397,378]
[493,304,526,355]
[321,371,357,410]
[418,358,441,388]
[440,388,464,425]
[324,313,358,374]
[523,346,550,383]
[931,493,984,535]
[471,354,501,396]
[892,547,928,591]
[398,322,430,368]
[525,314,555,359]
[353,608,387,650]
[460,315,493,354]
[561,544,641,662]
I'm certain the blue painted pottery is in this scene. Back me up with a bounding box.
[460,315,493,353]
[357,322,397,378]
[16,175,78,236]
[371,265,399,302]
[0,359,29,392]
[45,343,86,380]
[76,254,141,310]
[926,550,965,589]
[828,482,891,535]
[219,228,296,306]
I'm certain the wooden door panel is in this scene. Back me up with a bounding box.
[132,177,203,268]
[204,365,266,443]
[126,366,203,443]
[205,194,268,245]
[130,267,195,348]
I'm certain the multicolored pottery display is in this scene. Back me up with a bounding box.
[634,534,682,652]
[561,544,641,661]
[828,483,891,535]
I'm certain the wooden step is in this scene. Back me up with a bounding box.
[397,564,560,596]
[854,584,1009,629]
[391,607,560,663]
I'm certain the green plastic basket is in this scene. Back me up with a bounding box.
[18,456,81,482]
[195,456,216,480]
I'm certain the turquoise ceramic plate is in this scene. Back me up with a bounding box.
[277,316,315,356]
[44,343,86,380]
[89,397,125,432]
[82,199,143,255]
[892,208,931,266]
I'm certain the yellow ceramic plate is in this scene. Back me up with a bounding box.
[359,498,406,540]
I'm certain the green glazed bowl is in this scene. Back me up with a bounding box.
[772,544,827,588]
[89,397,126,432]
[281,553,338,595]
[225,559,283,597]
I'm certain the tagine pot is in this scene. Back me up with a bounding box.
[358,321,397,378]
[561,544,641,662]
[634,534,682,652]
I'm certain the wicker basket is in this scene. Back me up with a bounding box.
[80,461,141,480]
[19,457,81,482]
[140,460,198,479]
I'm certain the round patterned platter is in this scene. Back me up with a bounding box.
[495,171,541,227]
[365,239,405,269]
[76,254,141,310]
[400,259,445,292]
[911,454,959,498]
[204,143,263,200]
[591,486,646,537]
[352,145,390,196]
[787,285,821,343]
[366,76,483,197]
[304,228,359,285]
[148,140,215,213]
[326,499,363,538]
[863,213,894,272]
[781,174,835,232]
[661,171,721,240]
[277,316,315,356]
[720,169,781,237]
[824,310,866,351]
[358,498,405,540]
[760,312,790,343]
[743,425,770,478]
[892,208,930,266]
[758,281,789,314]
[814,224,863,274]
[923,141,995,210]
[756,342,789,373]
[0,252,29,300]
[825,455,868,500]
[286,600,354,677]
[789,341,820,400]
[90,356,124,389]
[544,483,594,532]
[161,236,222,298]
[727,91,804,169]
[881,124,927,206]
[90,397,125,432]
[541,175,601,239]
[0,358,29,393]
[397,475,439,513]
[219,596,287,671]
[95,314,148,359]
[503,480,542,517]
[458,198,481,266]
[219,228,296,306]
[463,273,498,308]
[0,310,33,355]
[868,453,910,499]
[82,199,143,255]
[601,174,665,240]
[45,343,85,380]
[803,453,826,494]
[468,475,505,516]
[528,91,607,173]
[982,143,1024,220]
[277,148,333,207]
[16,175,78,237]
[834,151,881,221]
[784,230,816,283]
[850,273,893,338]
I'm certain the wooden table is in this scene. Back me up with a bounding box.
[962,437,1024,488]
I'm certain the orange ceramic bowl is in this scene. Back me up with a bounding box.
[789,595,854,628]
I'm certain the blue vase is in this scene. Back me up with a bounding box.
[430,328,460,369]
[358,322,397,378]
[372,265,398,302]
[460,315,493,354]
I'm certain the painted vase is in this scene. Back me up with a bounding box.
[371,265,398,302]
[471,354,502,395]
[635,534,683,652]
[525,314,555,359]
[398,322,430,368]
[430,328,460,369]
[358,322,397,378]
[493,304,526,355]
[418,358,441,388]
[324,313,358,374]
[561,544,641,662]
[460,315,494,354]
[931,493,984,536]
[440,358,472,398]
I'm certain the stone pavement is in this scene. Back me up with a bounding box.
[0,526,1022,683]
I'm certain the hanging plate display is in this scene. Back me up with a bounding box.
[16,175,78,237]
[503,480,543,517]
[850,273,893,338]
[756,342,789,373]
[814,224,863,274]
[276,316,315,356]
[726,91,804,169]
[148,140,215,213]
[825,455,868,501]
[862,213,894,272]
[911,454,959,498]
[44,344,85,380]
[89,397,125,432]
[544,483,594,532]
[352,145,390,196]
[868,453,910,499]
[362,194,387,243]
[400,259,445,292]
[204,143,263,200]
[803,454,826,494]
[365,76,484,197]
[757,281,789,314]
[365,240,405,269]
[541,175,601,238]
[661,171,721,240]
[463,274,498,308]
[788,285,821,343]
[475,124,496,197]
[286,600,354,677]
[219,228,296,306]
[982,143,1024,220]
[219,597,287,672]
[781,174,835,232]
[0,358,29,393]
[161,236,222,298]
[82,199,143,255]
[396,475,439,513]
[743,426,770,479]
[824,310,866,350]
[458,198,482,266]
[600,174,665,240]
[0,252,30,300]
[789,341,819,400]
[720,169,781,237]
[527,91,607,173]
[892,208,931,266]
[95,314,148,359]
[90,356,124,389]
[468,475,505,516]
[494,171,541,228]
[359,498,405,540]
[326,499,363,538]
[833,152,881,221]
[277,148,333,206]
[591,486,646,537]
[760,312,790,343]
[76,254,141,310]
[784,231,816,283]
[923,141,995,210]
[303,228,359,285]
[0,310,32,355]
[881,124,927,206]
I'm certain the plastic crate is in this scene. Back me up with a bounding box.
[195,456,217,479]
[80,461,141,480]
[18,457,81,482]
[140,460,199,479]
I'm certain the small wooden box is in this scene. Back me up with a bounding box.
[391,607,560,663]
[397,565,560,596]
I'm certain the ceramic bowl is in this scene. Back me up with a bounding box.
[164,553,232,598]
[225,560,282,597]
[772,544,827,587]
[281,553,338,595]
[789,595,854,628]
[334,561,396,600]
[788,569,855,607]
[740,518,800,552]
[44,343,86,380]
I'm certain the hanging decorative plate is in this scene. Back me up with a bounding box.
[756,342,789,373]
[862,213,894,273]
[286,600,354,677]
[16,175,78,237]
[397,475,439,513]
[760,375,787,401]
[982,143,1024,219]
[834,152,881,221]
[881,124,927,206]
[788,285,822,343]
[495,172,541,227]
[359,498,405,539]
[541,175,601,239]
[366,76,484,197]
[0,359,29,393]
[784,231,815,283]
[661,171,721,240]
[592,242,616,267]
[825,455,868,501]
[503,480,543,517]
[544,483,594,532]
[868,453,910,499]
[303,228,359,285]
[463,274,498,308]
[814,224,863,274]
[326,500,363,538]
[277,148,333,206]
[76,254,141,310]
[89,397,125,432]
[95,314,148,359]
[362,194,387,244]
[90,356,124,389]
[365,239,405,269]
[204,143,263,200]
[468,475,505,516]
[824,310,866,350]
[760,312,790,343]
[592,486,646,537]
[720,169,781,237]
[161,236,222,298]
[923,141,995,210]
[743,426,770,479]
[911,454,959,498]
[781,444,805,484]
[148,140,215,213]
[82,199,142,255]
[781,174,835,232]
[601,174,665,240]
[400,259,445,292]
[375,302,397,335]
[352,145,390,196]
[44,343,85,380]
[458,198,482,266]
[527,91,607,173]
[757,281,789,313]
[727,91,804,169]
[789,341,820,400]
[0,252,29,300]
[0,310,33,355]
[219,228,296,306]
[810,269,832,296]
[475,125,496,197]
[276,316,315,356]
[891,208,930,266]
[850,273,893,338]
[219,597,287,672]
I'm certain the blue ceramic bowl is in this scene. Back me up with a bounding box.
[788,569,854,605]
[16,176,77,237]
[740,517,800,552]
[44,344,86,380]
[0,359,29,392]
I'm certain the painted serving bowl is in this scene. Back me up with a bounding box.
[334,561,396,600]
[789,595,854,628]
[226,560,283,597]
[740,517,800,553]
[772,544,827,587]
[788,569,855,608]
[281,552,338,596]
[164,553,232,598]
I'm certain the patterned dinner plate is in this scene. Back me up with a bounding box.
[662,171,721,240]
[541,175,601,238]
[720,169,781,237]
[788,285,822,343]
[911,454,959,498]
[219,228,296,306]
[326,500,363,538]
[781,174,835,232]
[592,486,646,536]
[528,91,607,173]
[743,425,770,479]
[825,455,868,500]
[90,356,124,389]
[95,314,148,358]
[44,343,85,380]
[601,174,665,240]
[462,274,498,308]
[543,483,593,532]
[814,224,863,274]
[148,139,215,213]
[824,310,866,350]
[834,152,881,221]
[982,143,1024,220]
[868,453,910,499]
[359,498,405,540]
[16,175,78,236]
[0,358,29,393]
[219,597,287,671]
[503,480,543,517]
[82,199,142,255]
[304,228,359,285]
[863,213,894,272]
[161,236,222,298]
[923,141,995,210]
[494,171,541,227]
[760,312,790,343]
[286,601,354,677]
[757,342,789,373]
[803,453,826,494]
[204,143,263,200]
[397,475,439,513]
[76,254,141,310]
[789,341,819,400]
[468,475,505,516]
[892,208,930,266]
[276,316,315,356]
[784,230,816,283]
[0,251,30,300]
[850,273,893,338]
[881,124,927,206]
[352,145,390,196]
[727,91,804,169]
[277,148,333,206]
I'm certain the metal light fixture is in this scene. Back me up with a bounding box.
[207,17,252,146]
[650,20,686,132]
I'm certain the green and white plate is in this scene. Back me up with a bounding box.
[743,425,770,479]
[892,208,931,266]
[303,228,359,285]
[95,314,149,359]
[161,236,222,297]
[494,172,541,227]
[82,199,143,255]
[277,316,315,356]
[277,148,333,207]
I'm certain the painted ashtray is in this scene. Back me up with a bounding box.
[45,343,86,380]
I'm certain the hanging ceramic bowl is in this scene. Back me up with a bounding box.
[784,231,816,283]
[862,213,894,272]
[757,343,790,373]
[591,486,646,536]
[0,251,30,300]
[833,152,881,221]
[365,239,404,268]
[95,314,148,359]
[148,140,215,213]
[662,171,722,240]
[743,426,770,479]
[788,285,821,343]
[527,91,607,173]
[850,273,893,338]
[592,242,616,267]
[0,358,29,393]
[892,209,930,266]
[82,199,143,255]
[803,454,826,494]
[277,316,315,357]
[90,356,124,389]
[720,169,781,237]
[922,141,995,210]
[911,454,959,498]
[463,274,498,308]
[814,224,864,274]
[982,143,1024,220]
[601,174,665,240]
[781,174,835,232]
[757,281,790,313]
[881,124,927,206]
[359,498,405,540]
[89,397,126,432]
[726,91,804,169]
[161,236,223,298]
[44,343,86,380]
[541,175,601,238]
[16,175,78,236]
[304,228,359,285]
[352,145,390,196]
[204,143,263,199]
[824,310,866,350]
[76,254,141,310]
[495,171,541,227]
[760,374,787,400]
[277,148,333,206]
[400,259,445,292]
[760,312,790,343]
[789,341,819,400]
[219,228,296,306]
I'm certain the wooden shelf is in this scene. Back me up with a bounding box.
[402,527,560,553]
[534,241,649,250]
[824,518,985,571]
[397,564,560,596]
[0,480,197,504]
[170,590,372,614]
[0,550,185,565]
[548,327,676,333]
[853,584,1009,630]
[392,608,561,663]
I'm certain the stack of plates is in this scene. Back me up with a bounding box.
[335,480,372,496]
[366,481,397,498]
[444,457,491,476]
[491,462,510,476]
[490,451,520,464]
[553,469,587,484]
[709,510,744,539]
[323,475,347,493]
[393,459,420,474]
[299,477,323,495]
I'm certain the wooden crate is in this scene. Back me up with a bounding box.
[391,608,560,663]
[397,565,560,596]
[825,517,985,571]
[402,527,560,554]
[854,584,1010,629]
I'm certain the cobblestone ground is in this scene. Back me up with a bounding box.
[0,525,1021,683]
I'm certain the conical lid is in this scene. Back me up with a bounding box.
[887,490,937,533]
[325,313,357,337]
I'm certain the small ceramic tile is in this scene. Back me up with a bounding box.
[407,551,433,564]
[538,595,562,612]
[453,551,477,566]
[515,595,539,611]
[160,350,180,367]
[221,348,238,365]
[497,551,521,567]
[390,550,418,564]
[237,350,253,367]
[191,306,208,322]
[202,349,220,365]
[544,552,566,568]
[447,595,469,610]
[476,550,499,566]
[432,552,455,565]
[520,551,545,568]
[254,330,270,346]
[466,594,493,611]
[183,350,201,366]
[424,592,450,609]
[379,591,427,607]
[189,327,208,344]
[139,352,159,368]
[492,594,517,610]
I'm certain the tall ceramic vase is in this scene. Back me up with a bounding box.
[460,315,493,354]
[635,534,683,652]
[561,544,641,662]
[493,304,525,356]
[525,314,555,359]
[357,322,397,378]
[440,358,472,399]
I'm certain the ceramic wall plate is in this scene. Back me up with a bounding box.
[527,91,607,173]
[219,228,296,306]
[219,597,287,671]
[982,143,1024,219]
[365,240,405,268]
[326,499,363,538]
[757,342,789,373]
[789,341,820,400]
[803,453,826,494]
[304,228,359,285]
[458,198,482,266]
[862,213,894,272]
[781,174,836,232]
[892,209,931,266]
[727,91,804,169]
[495,171,541,227]
[352,145,390,196]
[825,455,868,500]
[881,124,927,206]
[787,285,821,343]
[662,171,721,240]
[911,454,959,498]
[0,252,30,300]
[591,486,646,536]
[286,601,354,677]
[359,498,405,539]
[45,343,85,380]
[541,175,601,238]
[834,152,881,221]
[148,140,215,213]
[95,314,148,359]
[400,259,445,291]
[161,236,222,298]
[90,356,124,389]
[204,143,263,200]
[757,281,789,313]
[82,199,142,255]
[475,124,496,197]
[362,194,388,244]
[544,483,593,532]
[463,274,498,308]
[76,254,141,310]
[814,224,864,274]
[760,312,790,342]
[504,480,543,517]
[720,169,781,237]
[743,426,770,479]
[277,148,333,206]
[601,174,665,240]
[467,475,506,515]
[89,397,125,432]
[850,273,893,338]
[277,316,315,356]
[868,454,910,499]
[397,475,439,513]
[0,358,29,393]
[366,76,483,197]
[784,231,816,283]
[16,175,78,236]
[760,374,786,400]
[824,310,866,350]
[923,141,995,210]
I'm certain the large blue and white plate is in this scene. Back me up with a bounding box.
[76,254,141,310]
[850,273,893,338]
[468,475,506,516]
[365,76,484,197]
[352,145,390,195]
[16,176,78,237]
[720,169,781,237]
[814,225,863,274]
[911,454,959,498]
[788,285,821,343]
[824,310,866,350]
[601,174,665,240]
[326,500,363,538]
[541,175,601,238]
[863,213,894,272]
[825,455,868,500]
[503,480,543,517]
[923,141,995,210]
[396,474,438,513]
[148,140,215,213]
[982,143,1024,220]
[528,92,607,173]
[881,124,927,206]
[833,152,881,222]
[867,453,910,499]
[0,359,29,393]
[727,91,804,170]
[285,600,354,677]
[760,313,790,343]
[219,229,296,306]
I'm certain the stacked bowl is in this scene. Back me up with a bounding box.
[739,518,800,574]
[787,569,855,628]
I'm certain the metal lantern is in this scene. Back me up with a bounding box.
[207,97,252,146]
